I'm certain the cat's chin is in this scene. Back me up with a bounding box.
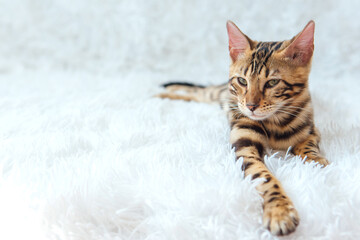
[246,113,270,121]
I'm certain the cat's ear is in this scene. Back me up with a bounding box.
[226,21,252,62]
[283,21,315,66]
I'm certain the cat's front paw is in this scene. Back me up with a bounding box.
[306,156,329,167]
[263,198,299,236]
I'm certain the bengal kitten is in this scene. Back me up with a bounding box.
[157,20,329,236]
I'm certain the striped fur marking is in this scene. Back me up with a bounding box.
[162,82,205,88]
[248,41,283,76]
[236,124,267,136]
[232,138,264,157]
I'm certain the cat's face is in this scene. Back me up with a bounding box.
[227,21,315,121]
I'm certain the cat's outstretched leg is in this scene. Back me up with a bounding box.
[292,127,329,166]
[230,116,299,236]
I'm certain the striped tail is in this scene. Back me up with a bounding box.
[156,81,229,105]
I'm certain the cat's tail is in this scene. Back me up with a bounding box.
[156,81,229,105]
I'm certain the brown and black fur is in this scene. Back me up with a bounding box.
[156,20,328,236]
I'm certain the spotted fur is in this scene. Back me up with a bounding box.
[156,20,328,236]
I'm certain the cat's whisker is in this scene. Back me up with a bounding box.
[284,99,312,105]
[273,113,283,125]
[280,105,311,110]
[279,106,313,113]
[269,103,313,114]
[275,109,308,124]
[218,98,231,102]
[280,108,312,115]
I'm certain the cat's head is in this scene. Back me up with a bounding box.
[227,21,315,121]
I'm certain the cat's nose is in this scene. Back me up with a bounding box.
[246,103,259,112]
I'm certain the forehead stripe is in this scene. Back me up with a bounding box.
[247,41,283,76]
[263,50,274,66]
[265,68,270,78]
[270,42,277,47]
[244,67,248,76]
[274,42,283,50]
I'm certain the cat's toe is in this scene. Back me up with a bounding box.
[306,157,329,167]
[263,199,299,236]
[315,157,329,167]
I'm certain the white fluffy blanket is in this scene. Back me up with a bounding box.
[0,0,360,239]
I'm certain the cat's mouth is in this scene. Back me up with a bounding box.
[239,103,277,121]
[239,105,271,121]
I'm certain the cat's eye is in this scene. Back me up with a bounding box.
[265,79,280,88]
[237,77,247,86]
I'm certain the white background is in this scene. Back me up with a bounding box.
[0,0,359,239]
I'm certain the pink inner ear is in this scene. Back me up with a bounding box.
[284,21,315,65]
[226,21,250,61]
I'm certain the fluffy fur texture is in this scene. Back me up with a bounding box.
[0,0,360,239]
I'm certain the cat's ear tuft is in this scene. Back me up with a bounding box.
[226,21,252,62]
[283,20,315,66]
